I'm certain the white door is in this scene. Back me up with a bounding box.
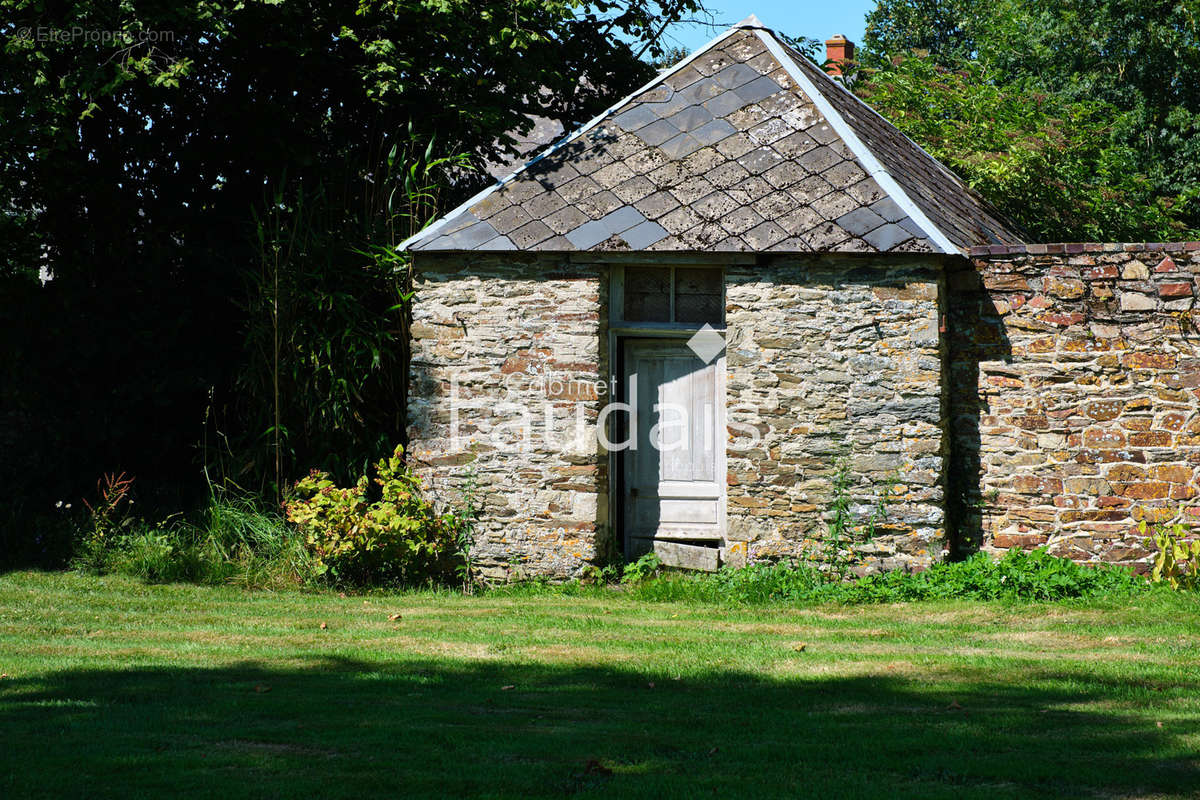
[622,339,725,554]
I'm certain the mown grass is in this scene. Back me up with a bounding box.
[2,570,1198,798]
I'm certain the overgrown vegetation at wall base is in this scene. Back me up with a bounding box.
[66,446,477,589]
[73,492,314,590]
[521,548,1151,606]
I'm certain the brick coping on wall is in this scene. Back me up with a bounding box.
[969,242,1200,257]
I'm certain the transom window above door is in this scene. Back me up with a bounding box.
[619,266,724,327]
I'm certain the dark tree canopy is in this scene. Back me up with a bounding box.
[1,0,701,280]
[0,1,700,538]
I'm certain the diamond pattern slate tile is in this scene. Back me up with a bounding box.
[752,191,795,220]
[578,190,624,219]
[762,160,807,189]
[510,220,555,248]
[532,234,575,251]
[555,175,602,204]
[733,75,782,105]
[727,176,773,204]
[837,207,887,237]
[661,133,704,159]
[599,206,645,235]
[633,191,680,220]
[796,146,841,174]
[693,50,736,76]
[708,160,750,189]
[713,236,749,251]
[525,191,567,219]
[737,147,783,175]
[678,80,724,105]
[625,147,669,175]
[681,147,725,173]
[613,105,658,132]
[691,119,738,147]
[810,191,859,220]
[668,105,716,133]
[714,132,756,159]
[476,235,516,250]
[701,90,747,119]
[408,24,1022,255]
[665,65,703,90]
[437,220,501,249]
[778,206,825,234]
[565,219,613,249]
[669,176,716,205]
[693,191,738,221]
[612,175,657,204]
[544,205,589,234]
[758,91,801,116]
[846,178,886,206]
[743,220,788,249]
[748,118,792,146]
[720,206,765,235]
[438,212,478,235]
[621,219,669,249]
[660,206,702,234]
[821,159,867,187]
[713,62,760,90]
[862,223,914,251]
[790,174,834,201]
[803,222,852,249]
[680,222,728,249]
[870,197,907,223]
[634,119,678,147]
[768,236,813,252]
[489,205,534,235]
[591,161,636,187]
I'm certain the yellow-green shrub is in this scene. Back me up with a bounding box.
[1142,522,1200,591]
[285,446,461,586]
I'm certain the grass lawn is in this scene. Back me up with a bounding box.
[1,571,1199,798]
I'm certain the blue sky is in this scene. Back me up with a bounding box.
[661,1,878,52]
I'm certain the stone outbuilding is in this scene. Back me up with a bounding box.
[402,16,1200,578]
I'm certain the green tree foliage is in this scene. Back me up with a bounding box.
[0,1,700,531]
[859,0,1200,240]
[854,57,1185,241]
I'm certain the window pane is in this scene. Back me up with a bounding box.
[674,268,723,324]
[624,267,671,322]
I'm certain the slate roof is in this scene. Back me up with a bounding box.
[402,16,1024,256]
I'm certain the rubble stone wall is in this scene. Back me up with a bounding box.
[724,256,945,571]
[950,242,1200,568]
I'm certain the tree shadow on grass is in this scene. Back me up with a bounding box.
[1,658,1197,799]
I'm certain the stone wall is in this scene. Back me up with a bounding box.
[949,242,1200,568]
[408,252,609,580]
[724,256,945,572]
[410,252,947,579]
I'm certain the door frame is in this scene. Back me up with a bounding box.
[606,264,728,561]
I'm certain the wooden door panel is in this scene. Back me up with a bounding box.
[622,339,725,547]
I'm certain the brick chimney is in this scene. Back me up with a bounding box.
[825,35,855,76]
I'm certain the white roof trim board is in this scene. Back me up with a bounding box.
[402,15,1023,254]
